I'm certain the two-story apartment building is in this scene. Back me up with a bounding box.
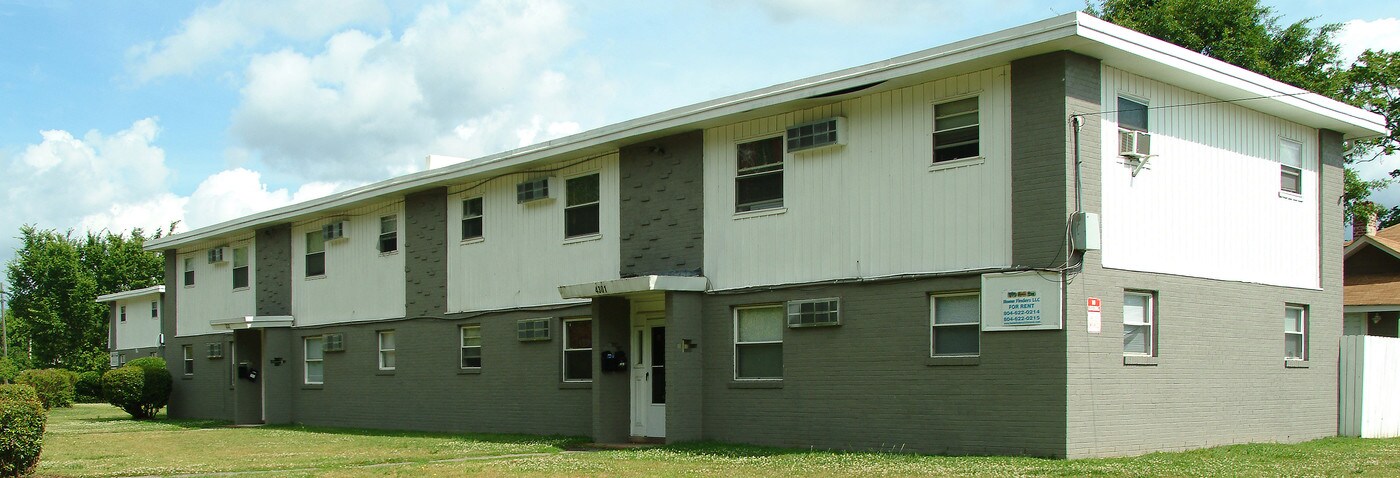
[140,13,1386,458]
[96,285,165,366]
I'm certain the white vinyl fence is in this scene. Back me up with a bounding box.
[1340,335,1400,438]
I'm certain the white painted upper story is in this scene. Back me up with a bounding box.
[96,286,164,350]
[175,238,255,336]
[291,200,406,326]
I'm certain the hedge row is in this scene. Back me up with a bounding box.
[0,383,46,477]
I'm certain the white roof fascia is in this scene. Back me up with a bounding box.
[147,12,1385,250]
[95,285,166,303]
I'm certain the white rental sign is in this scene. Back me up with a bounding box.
[981,271,1064,332]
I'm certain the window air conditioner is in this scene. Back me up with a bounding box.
[785,117,846,153]
[207,247,230,264]
[1118,128,1151,159]
[516,177,555,204]
[322,221,349,242]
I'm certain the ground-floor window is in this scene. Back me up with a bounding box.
[377,330,396,370]
[305,336,325,384]
[1285,305,1307,360]
[1123,291,1156,356]
[734,305,784,380]
[562,318,592,382]
[461,325,481,369]
[930,293,980,356]
[182,345,193,375]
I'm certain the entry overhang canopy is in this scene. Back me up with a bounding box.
[210,315,295,330]
[559,275,709,299]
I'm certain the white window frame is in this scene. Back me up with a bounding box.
[232,246,250,290]
[1285,305,1308,361]
[183,257,195,287]
[1123,291,1156,356]
[564,173,601,239]
[733,304,784,381]
[120,305,127,323]
[305,231,326,277]
[932,95,980,163]
[1279,138,1303,195]
[304,336,325,385]
[462,197,484,242]
[561,318,593,382]
[734,135,785,213]
[182,345,193,375]
[150,301,159,318]
[460,325,482,369]
[377,330,396,371]
[930,292,981,357]
[378,215,398,253]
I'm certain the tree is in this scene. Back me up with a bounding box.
[1089,0,1397,223]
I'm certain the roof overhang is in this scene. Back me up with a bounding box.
[1345,235,1400,260]
[145,12,1387,251]
[95,285,166,303]
[210,315,295,330]
[559,275,709,299]
[1344,305,1400,314]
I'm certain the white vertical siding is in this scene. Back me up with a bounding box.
[445,154,620,312]
[703,67,1012,290]
[175,239,256,336]
[115,294,162,349]
[291,201,408,326]
[1340,335,1400,438]
[1099,66,1320,289]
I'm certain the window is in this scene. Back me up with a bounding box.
[120,305,127,323]
[565,174,600,238]
[150,301,158,318]
[517,318,551,341]
[1118,97,1148,131]
[460,325,482,369]
[562,318,592,382]
[933,97,979,163]
[232,247,249,289]
[182,345,193,375]
[735,136,784,213]
[118,353,126,366]
[931,293,980,356]
[734,305,783,379]
[1280,139,1303,195]
[1123,291,1155,356]
[379,215,398,253]
[786,298,840,327]
[1118,97,1151,157]
[1285,305,1307,360]
[377,330,396,370]
[305,336,325,384]
[305,231,326,277]
[462,197,483,241]
[183,258,195,286]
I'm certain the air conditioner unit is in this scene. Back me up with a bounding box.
[207,247,230,264]
[323,333,345,352]
[785,117,846,153]
[322,221,349,242]
[516,177,555,204]
[1118,128,1151,158]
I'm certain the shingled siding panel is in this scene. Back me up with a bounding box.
[405,188,448,318]
[287,306,593,436]
[255,224,292,316]
[619,131,705,277]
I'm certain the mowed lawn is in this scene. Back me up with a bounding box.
[35,404,1400,477]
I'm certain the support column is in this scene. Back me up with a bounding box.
[591,296,631,443]
[664,291,703,443]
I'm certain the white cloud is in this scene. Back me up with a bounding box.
[716,0,968,24]
[229,0,613,183]
[126,0,388,82]
[1336,18,1400,62]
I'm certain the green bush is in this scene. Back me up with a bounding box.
[102,358,170,419]
[0,384,46,477]
[75,371,102,403]
[0,358,18,384]
[15,369,76,409]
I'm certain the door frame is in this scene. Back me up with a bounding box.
[630,312,666,439]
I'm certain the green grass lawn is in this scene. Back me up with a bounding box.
[34,404,1400,477]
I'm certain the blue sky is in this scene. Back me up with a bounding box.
[1,0,1398,266]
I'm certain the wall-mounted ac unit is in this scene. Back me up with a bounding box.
[1118,128,1151,158]
[785,117,847,153]
[323,333,345,352]
[207,247,230,264]
[322,221,349,242]
[516,177,555,204]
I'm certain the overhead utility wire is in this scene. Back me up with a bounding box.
[1070,91,1317,118]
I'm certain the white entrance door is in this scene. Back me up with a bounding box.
[630,317,666,439]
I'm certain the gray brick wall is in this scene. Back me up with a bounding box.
[591,297,631,442]
[405,188,448,318]
[1011,52,1080,269]
[255,224,292,316]
[287,305,593,436]
[164,333,234,420]
[619,131,705,277]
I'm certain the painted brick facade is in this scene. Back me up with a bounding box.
[619,131,705,277]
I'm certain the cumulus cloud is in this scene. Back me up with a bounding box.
[0,119,353,259]
[1336,18,1400,62]
[229,0,608,183]
[714,0,965,24]
[126,0,388,82]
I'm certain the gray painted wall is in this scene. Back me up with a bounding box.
[405,188,448,318]
[618,131,705,277]
[591,297,631,442]
[165,333,234,420]
[256,224,292,316]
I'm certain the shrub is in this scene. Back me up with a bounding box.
[0,384,46,477]
[15,369,76,409]
[0,358,17,384]
[75,371,103,403]
[102,358,171,419]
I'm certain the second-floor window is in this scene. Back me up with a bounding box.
[462,197,483,241]
[932,96,979,163]
[305,231,326,277]
[183,258,195,286]
[379,215,398,253]
[232,247,249,289]
[150,301,158,318]
[1280,139,1303,195]
[120,305,127,322]
[735,136,784,213]
[565,174,600,238]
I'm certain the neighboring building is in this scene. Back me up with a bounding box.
[1344,217,1400,337]
[142,13,1385,458]
[96,285,166,366]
